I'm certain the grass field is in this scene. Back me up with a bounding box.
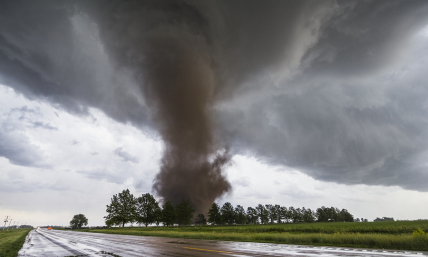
[71,221,428,251]
[0,229,31,257]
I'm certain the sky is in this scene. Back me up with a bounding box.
[1,0,428,226]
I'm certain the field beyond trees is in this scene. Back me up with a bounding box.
[0,229,31,257]
[74,221,428,251]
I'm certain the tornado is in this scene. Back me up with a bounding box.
[85,1,233,213]
[146,42,231,214]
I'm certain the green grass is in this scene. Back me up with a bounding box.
[72,221,428,251]
[0,229,32,257]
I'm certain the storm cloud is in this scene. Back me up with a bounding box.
[1,0,428,212]
[114,147,139,164]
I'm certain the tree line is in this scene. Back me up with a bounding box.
[104,189,195,227]
[207,203,354,225]
[104,189,354,227]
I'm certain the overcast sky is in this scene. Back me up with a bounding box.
[1,0,428,226]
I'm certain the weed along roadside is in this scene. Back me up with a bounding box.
[61,220,428,252]
[0,229,32,257]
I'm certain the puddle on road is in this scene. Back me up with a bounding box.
[167,241,191,245]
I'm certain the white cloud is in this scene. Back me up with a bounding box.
[0,85,162,225]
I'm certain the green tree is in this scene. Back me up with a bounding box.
[221,202,235,225]
[316,206,329,222]
[105,218,115,228]
[104,189,137,227]
[302,207,316,223]
[280,206,291,223]
[246,207,258,224]
[274,205,282,223]
[256,204,269,224]
[154,205,162,226]
[294,208,303,222]
[175,199,195,225]
[265,204,278,223]
[135,193,160,227]
[162,201,176,226]
[69,214,88,229]
[234,205,247,225]
[208,202,222,225]
[316,206,347,222]
[339,209,354,222]
[328,207,340,222]
[194,214,207,225]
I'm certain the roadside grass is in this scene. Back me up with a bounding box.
[0,229,32,257]
[65,221,428,251]
[73,220,428,234]
[62,220,428,251]
[131,220,428,234]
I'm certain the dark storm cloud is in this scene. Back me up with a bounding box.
[0,0,152,129]
[114,147,139,164]
[302,1,428,78]
[217,0,428,191]
[1,0,428,207]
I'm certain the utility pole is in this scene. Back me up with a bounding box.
[7,218,12,231]
[3,216,8,231]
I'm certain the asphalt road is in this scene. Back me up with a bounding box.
[18,228,427,257]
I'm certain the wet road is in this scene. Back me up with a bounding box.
[19,228,427,257]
